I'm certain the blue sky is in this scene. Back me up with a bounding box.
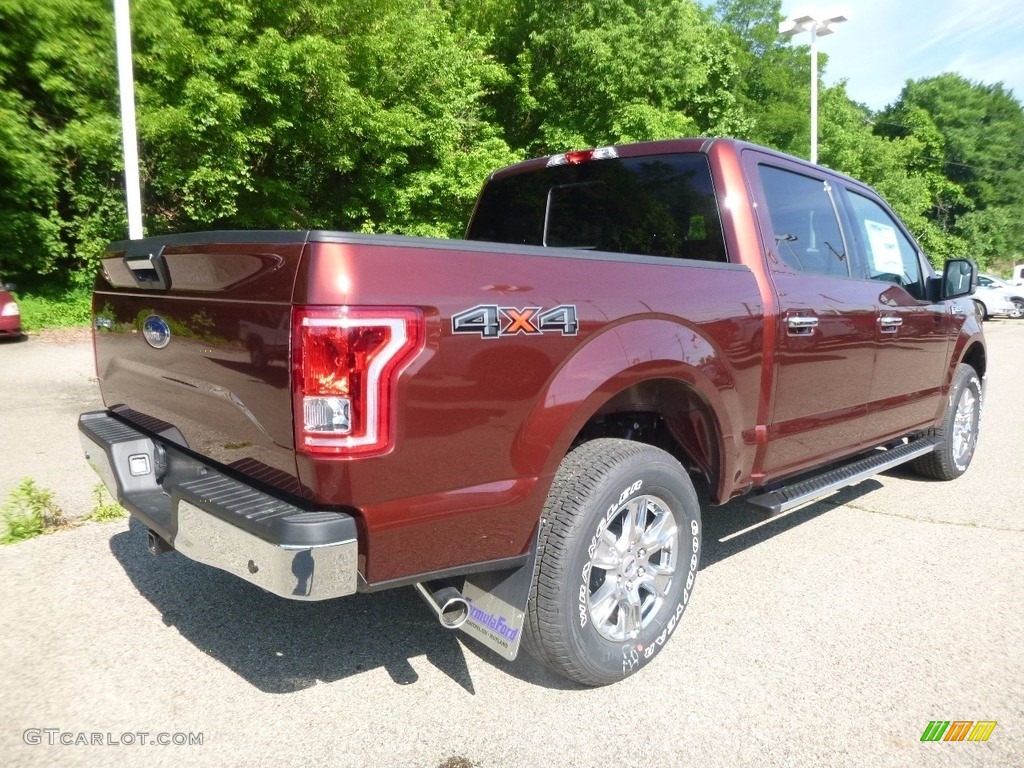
[779,1,1024,110]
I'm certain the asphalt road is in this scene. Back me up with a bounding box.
[1,324,1022,768]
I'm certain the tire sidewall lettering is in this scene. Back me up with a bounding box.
[640,512,699,662]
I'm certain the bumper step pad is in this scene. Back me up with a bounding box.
[79,410,358,600]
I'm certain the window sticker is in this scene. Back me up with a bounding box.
[864,219,903,275]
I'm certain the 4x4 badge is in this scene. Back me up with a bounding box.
[451,304,578,339]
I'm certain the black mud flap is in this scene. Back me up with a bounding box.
[457,526,540,661]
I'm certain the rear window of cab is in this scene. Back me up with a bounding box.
[467,153,727,263]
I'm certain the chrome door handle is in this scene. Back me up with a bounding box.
[878,316,903,332]
[786,316,819,331]
[786,315,818,337]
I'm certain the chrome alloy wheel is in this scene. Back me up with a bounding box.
[952,386,979,469]
[586,494,679,642]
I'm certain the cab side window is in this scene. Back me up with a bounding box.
[758,165,851,278]
[846,192,925,300]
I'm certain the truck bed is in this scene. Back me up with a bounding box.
[93,230,763,583]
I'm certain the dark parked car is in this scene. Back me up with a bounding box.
[0,281,21,339]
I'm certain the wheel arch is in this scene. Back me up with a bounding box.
[569,378,723,491]
[513,319,745,504]
[961,339,987,381]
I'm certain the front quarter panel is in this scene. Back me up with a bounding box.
[947,302,986,388]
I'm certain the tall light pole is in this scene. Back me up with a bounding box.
[779,7,850,165]
[114,0,144,239]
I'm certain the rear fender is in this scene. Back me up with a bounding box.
[512,319,741,501]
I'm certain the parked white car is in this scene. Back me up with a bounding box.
[1013,264,1024,286]
[974,274,1023,319]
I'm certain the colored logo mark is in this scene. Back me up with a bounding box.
[142,315,171,349]
[920,721,997,742]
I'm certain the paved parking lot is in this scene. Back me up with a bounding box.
[1,323,1021,767]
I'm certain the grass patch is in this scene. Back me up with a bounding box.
[1,478,70,544]
[87,484,125,522]
[15,284,92,331]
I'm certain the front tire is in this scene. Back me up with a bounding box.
[911,364,982,480]
[524,439,701,686]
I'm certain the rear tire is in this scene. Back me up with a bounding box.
[1010,300,1024,319]
[911,364,982,480]
[524,439,701,686]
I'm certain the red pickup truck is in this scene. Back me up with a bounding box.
[79,138,984,686]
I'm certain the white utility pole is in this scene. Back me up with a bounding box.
[114,0,144,239]
[779,7,850,165]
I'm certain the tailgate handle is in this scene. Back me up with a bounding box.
[124,245,171,290]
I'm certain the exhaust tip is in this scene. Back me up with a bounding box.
[415,583,470,629]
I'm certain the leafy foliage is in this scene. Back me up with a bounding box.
[1,478,68,544]
[87,484,125,522]
[1,0,1023,293]
[877,74,1024,270]
[712,0,811,154]
[14,283,92,331]
[456,0,750,154]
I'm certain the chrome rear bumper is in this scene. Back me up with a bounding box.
[78,411,358,601]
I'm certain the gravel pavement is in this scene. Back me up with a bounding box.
[0,329,102,522]
[0,323,1021,768]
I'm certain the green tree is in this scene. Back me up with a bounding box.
[813,84,961,264]
[455,0,751,155]
[0,0,518,281]
[878,74,1024,268]
[6,0,1023,285]
[0,88,63,275]
[712,0,811,154]
[133,0,517,238]
[0,0,118,276]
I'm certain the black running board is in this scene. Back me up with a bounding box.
[747,438,938,515]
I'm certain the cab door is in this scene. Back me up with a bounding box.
[838,188,951,443]
[746,154,878,480]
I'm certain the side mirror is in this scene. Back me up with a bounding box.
[941,259,975,300]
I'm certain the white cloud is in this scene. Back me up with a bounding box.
[780,0,1024,109]
[912,0,1024,55]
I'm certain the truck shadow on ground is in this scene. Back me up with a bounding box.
[696,478,885,569]
[108,474,911,695]
[110,518,480,695]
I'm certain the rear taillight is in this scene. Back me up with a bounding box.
[292,306,424,457]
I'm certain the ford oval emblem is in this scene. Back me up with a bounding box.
[142,315,171,349]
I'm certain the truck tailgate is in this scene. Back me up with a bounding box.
[93,233,308,498]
